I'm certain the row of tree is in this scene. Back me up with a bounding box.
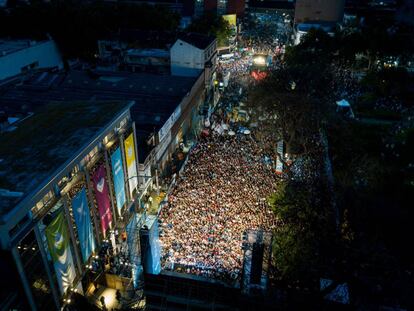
[252,19,414,307]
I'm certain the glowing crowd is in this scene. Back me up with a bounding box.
[159,133,278,282]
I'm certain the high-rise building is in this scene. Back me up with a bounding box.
[294,0,345,23]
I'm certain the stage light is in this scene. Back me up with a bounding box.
[253,56,266,66]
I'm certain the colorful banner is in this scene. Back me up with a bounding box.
[45,211,76,294]
[111,148,127,215]
[124,133,138,198]
[72,188,96,263]
[92,165,112,237]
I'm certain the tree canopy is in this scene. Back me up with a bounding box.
[187,12,232,47]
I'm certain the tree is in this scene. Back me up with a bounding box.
[186,12,231,47]
[269,180,334,285]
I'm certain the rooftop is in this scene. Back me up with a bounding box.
[0,101,130,214]
[125,48,170,58]
[0,69,199,162]
[0,39,49,57]
[177,33,216,50]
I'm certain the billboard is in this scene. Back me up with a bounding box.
[72,188,96,263]
[45,211,76,294]
[223,14,237,27]
[124,133,138,198]
[111,147,126,215]
[92,164,112,237]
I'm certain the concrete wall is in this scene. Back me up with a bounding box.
[0,40,64,81]
[170,39,204,77]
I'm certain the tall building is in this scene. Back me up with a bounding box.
[294,0,345,23]
[195,0,246,16]
[0,100,140,310]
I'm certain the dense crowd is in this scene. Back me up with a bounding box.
[159,133,278,282]
[157,14,296,283]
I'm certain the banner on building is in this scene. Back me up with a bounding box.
[124,133,138,198]
[45,211,76,294]
[111,147,126,215]
[72,188,96,263]
[92,164,113,237]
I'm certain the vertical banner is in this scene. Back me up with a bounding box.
[111,147,126,216]
[92,165,113,238]
[124,133,138,198]
[72,188,96,263]
[45,211,76,294]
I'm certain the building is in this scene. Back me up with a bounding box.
[97,30,217,78]
[0,100,143,310]
[0,38,63,81]
[117,0,185,14]
[123,48,170,73]
[170,33,217,90]
[193,0,246,17]
[294,21,337,45]
[246,0,294,14]
[0,69,206,191]
[294,0,345,23]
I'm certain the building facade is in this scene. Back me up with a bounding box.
[193,0,245,16]
[0,39,63,81]
[170,33,217,90]
[0,101,144,310]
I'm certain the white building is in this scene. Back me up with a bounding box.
[170,33,217,88]
[294,22,336,45]
[0,38,64,81]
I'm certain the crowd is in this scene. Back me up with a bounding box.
[159,133,278,282]
[217,55,252,79]
[156,14,296,283]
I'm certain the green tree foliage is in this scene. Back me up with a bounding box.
[187,12,231,47]
[0,1,180,59]
[268,181,334,284]
[247,29,336,159]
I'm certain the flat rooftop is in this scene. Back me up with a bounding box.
[125,48,170,58]
[0,70,197,128]
[0,69,199,162]
[0,101,130,215]
[0,39,48,57]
